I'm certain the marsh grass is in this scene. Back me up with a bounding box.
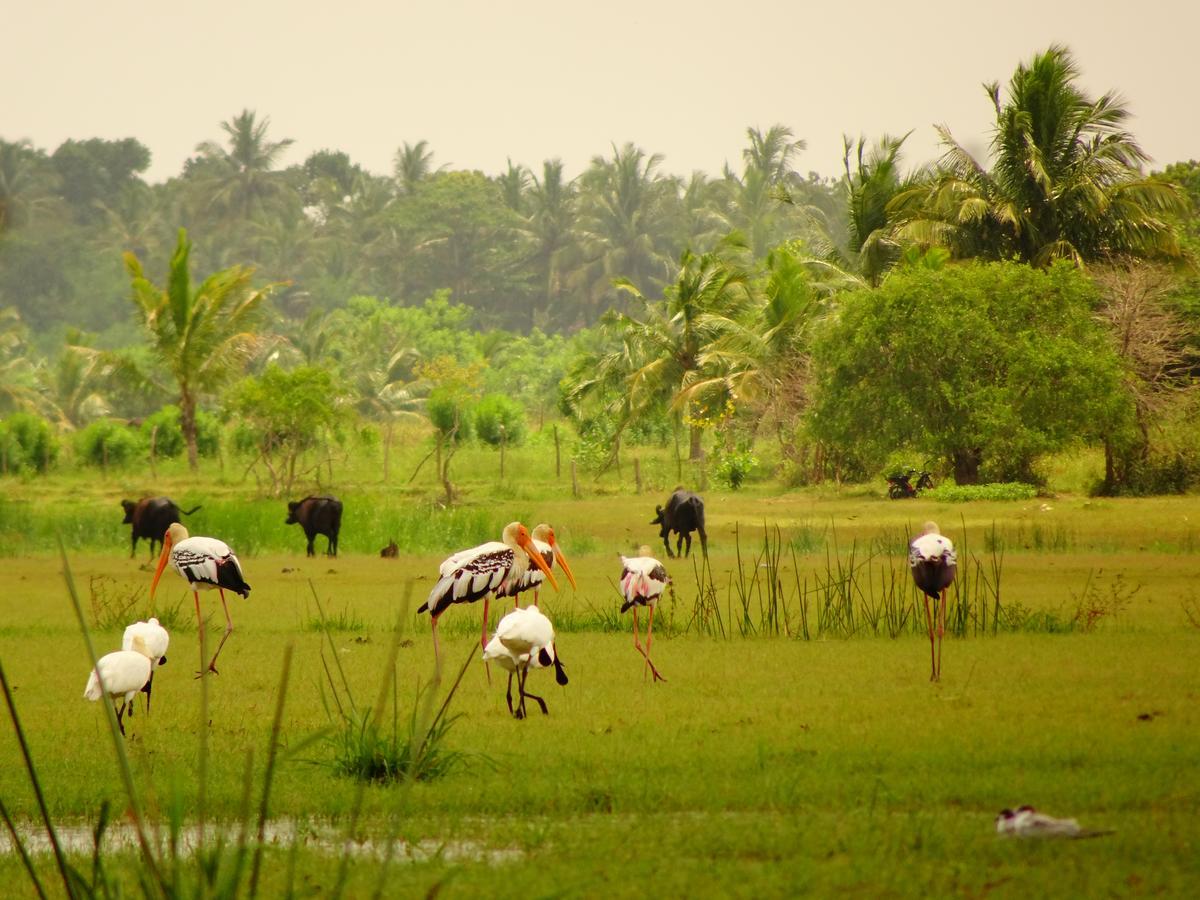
[312,584,474,785]
[88,575,193,634]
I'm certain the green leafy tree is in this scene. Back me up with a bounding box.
[891,45,1184,265]
[394,140,443,196]
[126,228,275,470]
[474,393,526,446]
[227,365,348,496]
[809,261,1131,483]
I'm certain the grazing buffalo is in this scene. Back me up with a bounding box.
[286,495,343,557]
[121,497,201,559]
[651,488,708,558]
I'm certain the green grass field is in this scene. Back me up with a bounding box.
[1,447,1199,897]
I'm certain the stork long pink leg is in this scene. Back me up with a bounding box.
[936,589,947,680]
[205,589,235,674]
[193,591,207,679]
[645,604,666,683]
[481,596,493,685]
[922,596,937,682]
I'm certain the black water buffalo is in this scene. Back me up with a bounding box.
[286,495,343,557]
[121,497,201,558]
[651,488,707,558]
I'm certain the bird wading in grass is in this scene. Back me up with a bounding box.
[619,545,669,682]
[494,523,578,607]
[121,617,169,713]
[84,634,156,736]
[483,604,568,718]
[419,521,559,673]
[908,521,957,681]
[150,522,251,677]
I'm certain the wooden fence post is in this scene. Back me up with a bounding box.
[571,459,580,499]
[554,425,561,479]
[634,457,642,493]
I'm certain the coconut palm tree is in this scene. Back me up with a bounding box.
[521,159,579,328]
[566,245,752,460]
[0,140,58,234]
[126,229,277,470]
[194,110,296,222]
[891,45,1185,265]
[573,143,677,317]
[394,140,444,196]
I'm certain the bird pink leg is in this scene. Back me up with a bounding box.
[204,589,235,675]
[644,605,666,683]
[431,613,442,671]
[193,591,207,679]
[937,589,947,680]
[481,596,493,685]
[923,595,937,682]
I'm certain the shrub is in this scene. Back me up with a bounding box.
[141,404,221,458]
[75,419,143,468]
[923,482,1039,502]
[0,411,59,474]
[712,445,758,490]
[474,393,526,446]
[426,385,474,442]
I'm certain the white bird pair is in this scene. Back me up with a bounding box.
[82,618,169,736]
[482,604,568,719]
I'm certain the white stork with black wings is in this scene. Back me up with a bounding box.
[909,521,957,682]
[151,522,250,677]
[618,545,669,682]
[418,521,559,666]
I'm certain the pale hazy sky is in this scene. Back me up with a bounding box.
[5,1,1197,184]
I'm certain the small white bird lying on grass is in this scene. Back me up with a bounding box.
[995,806,1112,838]
[83,635,157,736]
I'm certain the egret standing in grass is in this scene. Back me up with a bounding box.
[619,545,669,682]
[83,634,156,736]
[418,522,560,669]
[122,617,169,713]
[909,521,957,681]
[494,523,578,607]
[483,604,568,718]
[150,523,251,677]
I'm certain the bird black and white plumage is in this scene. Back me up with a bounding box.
[84,635,155,736]
[494,523,577,605]
[908,521,956,682]
[483,604,568,718]
[122,617,169,714]
[909,523,957,599]
[417,521,559,666]
[618,548,670,613]
[994,806,1112,838]
[151,523,249,677]
[618,545,668,682]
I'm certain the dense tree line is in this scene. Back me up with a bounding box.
[2,45,1198,494]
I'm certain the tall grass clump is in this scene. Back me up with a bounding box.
[311,584,475,785]
[924,482,1038,502]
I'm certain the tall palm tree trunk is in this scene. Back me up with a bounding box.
[180,389,199,472]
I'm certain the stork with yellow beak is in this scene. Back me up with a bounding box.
[150,522,251,676]
[494,523,577,607]
[418,521,560,667]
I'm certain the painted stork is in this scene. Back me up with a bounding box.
[909,521,957,681]
[150,522,251,677]
[619,545,669,682]
[482,604,568,718]
[418,521,559,667]
[83,634,155,736]
[121,617,169,713]
[494,523,577,607]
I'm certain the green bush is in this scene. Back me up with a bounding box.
[712,445,758,490]
[474,393,526,446]
[426,386,474,442]
[0,411,59,474]
[141,404,221,458]
[923,482,1039,502]
[75,419,144,468]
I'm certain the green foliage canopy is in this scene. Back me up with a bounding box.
[808,261,1132,483]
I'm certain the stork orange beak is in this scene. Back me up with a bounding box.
[150,531,173,600]
[519,533,559,591]
[551,541,577,590]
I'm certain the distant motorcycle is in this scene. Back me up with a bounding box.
[886,467,935,499]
